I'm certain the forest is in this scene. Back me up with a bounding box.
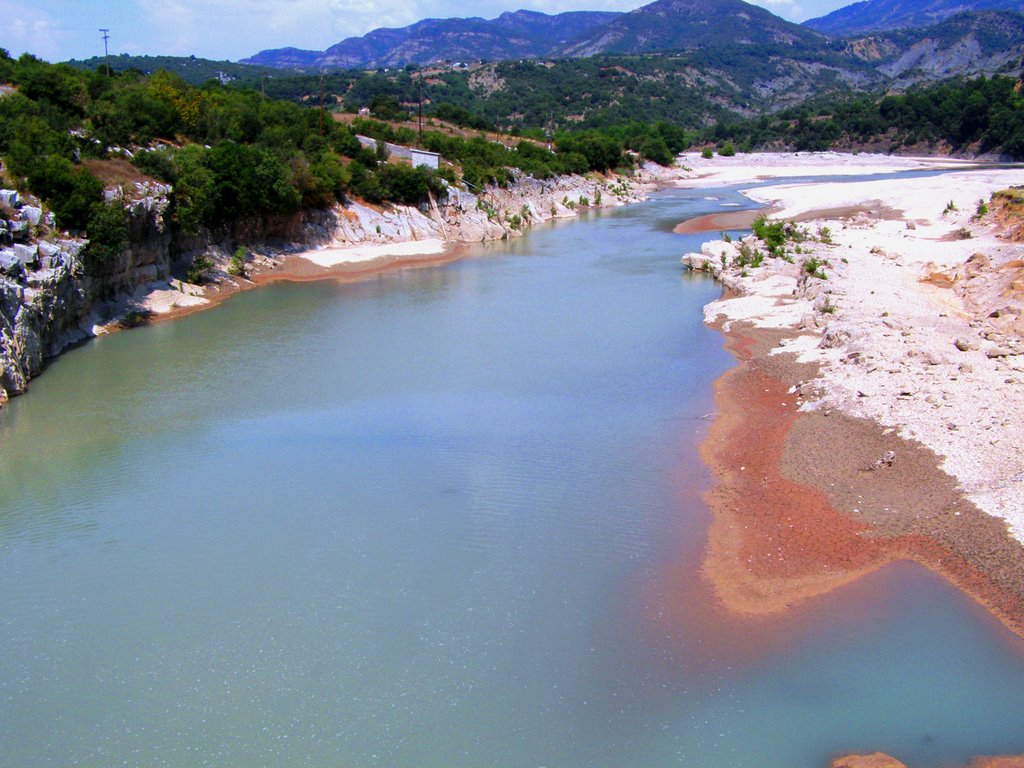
[705,76,1024,158]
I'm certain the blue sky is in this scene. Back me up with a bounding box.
[1,0,851,63]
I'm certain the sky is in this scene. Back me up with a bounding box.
[1,0,853,64]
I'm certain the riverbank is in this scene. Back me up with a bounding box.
[109,165,671,331]
[679,154,1024,637]
[0,164,671,405]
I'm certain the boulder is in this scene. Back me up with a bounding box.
[832,753,907,768]
[0,189,19,208]
[37,240,60,259]
[20,206,42,227]
[955,337,977,351]
[0,249,21,276]
[986,346,1020,358]
[12,243,38,267]
[9,220,28,241]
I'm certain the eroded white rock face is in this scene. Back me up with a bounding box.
[0,165,666,406]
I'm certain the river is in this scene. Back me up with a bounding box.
[2,181,1024,767]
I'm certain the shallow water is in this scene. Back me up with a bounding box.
[2,184,1023,767]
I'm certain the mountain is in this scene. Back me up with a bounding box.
[846,10,1024,82]
[243,10,621,70]
[560,0,826,57]
[805,0,1024,36]
[245,0,829,71]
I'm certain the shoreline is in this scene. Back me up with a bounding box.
[703,319,1024,638]
[680,154,1024,640]
[93,165,676,335]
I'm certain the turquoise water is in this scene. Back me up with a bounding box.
[2,185,1023,767]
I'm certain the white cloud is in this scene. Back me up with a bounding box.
[0,2,72,60]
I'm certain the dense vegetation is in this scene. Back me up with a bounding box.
[67,51,862,134]
[2,50,688,275]
[707,76,1024,158]
[67,54,284,86]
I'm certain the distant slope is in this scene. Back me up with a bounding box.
[868,11,1024,81]
[65,53,280,84]
[243,10,621,70]
[561,0,826,56]
[806,0,1024,36]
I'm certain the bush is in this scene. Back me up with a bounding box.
[751,214,786,251]
[81,201,129,274]
[228,245,248,277]
[701,147,713,159]
[27,157,103,230]
[187,253,213,284]
[719,141,736,157]
[639,135,673,166]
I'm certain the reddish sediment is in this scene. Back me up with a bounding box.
[831,752,1024,768]
[695,321,1024,641]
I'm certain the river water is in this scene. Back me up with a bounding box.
[2,182,1024,767]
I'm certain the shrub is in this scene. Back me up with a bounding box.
[751,214,786,251]
[228,245,248,277]
[187,253,213,284]
[639,135,674,166]
[81,201,129,274]
[25,156,103,231]
[701,147,713,159]
[719,141,736,157]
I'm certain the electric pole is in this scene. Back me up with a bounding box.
[99,29,111,76]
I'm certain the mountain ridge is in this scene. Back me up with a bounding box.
[805,0,1024,36]
[244,0,827,70]
[243,9,622,70]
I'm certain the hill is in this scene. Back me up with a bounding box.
[65,53,279,85]
[805,0,1024,36]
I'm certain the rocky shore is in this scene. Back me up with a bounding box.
[0,164,666,406]
[678,154,1024,636]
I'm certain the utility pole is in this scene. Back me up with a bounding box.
[99,28,111,76]
[319,71,325,136]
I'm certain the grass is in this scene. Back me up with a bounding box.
[82,157,158,188]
